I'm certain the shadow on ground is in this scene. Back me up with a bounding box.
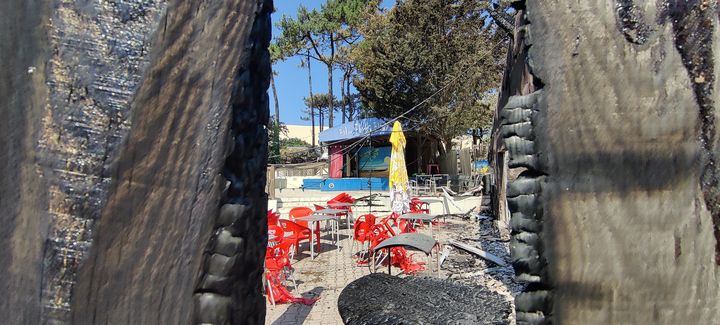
[270,286,325,325]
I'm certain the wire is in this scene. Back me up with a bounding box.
[268,37,507,161]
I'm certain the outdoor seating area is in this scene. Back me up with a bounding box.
[263,192,446,316]
[263,121,510,324]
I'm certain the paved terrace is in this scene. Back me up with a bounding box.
[264,196,516,325]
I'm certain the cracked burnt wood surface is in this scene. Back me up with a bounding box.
[495,1,720,323]
[0,1,52,324]
[0,0,168,323]
[1,0,271,324]
[72,1,271,324]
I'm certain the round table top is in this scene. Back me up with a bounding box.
[314,208,346,215]
[328,202,354,207]
[294,214,339,222]
[372,232,436,254]
[399,213,437,221]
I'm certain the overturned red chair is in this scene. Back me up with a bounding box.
[351,214,377,263]
[370,231,438,275]
[265,225,316,305]
[364,216,432,275]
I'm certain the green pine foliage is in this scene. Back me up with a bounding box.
[352,0,510,144]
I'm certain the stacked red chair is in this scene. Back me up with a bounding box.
[328,192,355,205]
[265,225,317,305]
[328,193,355,227]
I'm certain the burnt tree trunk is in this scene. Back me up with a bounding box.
[491,1,720,323]
[0,0,272,324]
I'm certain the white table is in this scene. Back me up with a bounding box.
[315,208,350,231]
[293,214,340,259]
[314,209,345,242]
[326,203,355,229]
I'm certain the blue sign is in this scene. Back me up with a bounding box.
[319,118,404,143]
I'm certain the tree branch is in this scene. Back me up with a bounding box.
[307,32,327,63]
[487,5,514,36]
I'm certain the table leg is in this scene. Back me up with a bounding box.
[334,219,339,247]
[436,248,441,277]
[387,248,391,275]
[310,220,315,260]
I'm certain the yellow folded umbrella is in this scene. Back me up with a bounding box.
[389,121,409,214]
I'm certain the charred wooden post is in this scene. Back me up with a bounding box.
[1,0,272,324]
[491,1,720,323]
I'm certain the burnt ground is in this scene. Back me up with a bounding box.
[424,213,525,324]
[338,212,524,325]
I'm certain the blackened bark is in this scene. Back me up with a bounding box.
[492,1,720,323]
[71,0,272,324]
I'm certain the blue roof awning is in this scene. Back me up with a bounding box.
[319,118,398,144]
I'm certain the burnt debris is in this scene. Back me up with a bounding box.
[338,273,511,325]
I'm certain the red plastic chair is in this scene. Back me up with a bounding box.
[408,199,433,229]
[289,207,321,251]
[265,245,316,306]
[364,216,426,275]
[352,214,377,262]
[268,209,280,226]
[265,225,307,305]
[313,204,326,211]
[328,193,355,227]
[410,198,430,214]
[278,219,311,255]
[267,225,293,252]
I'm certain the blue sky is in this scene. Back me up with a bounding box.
[269,0,394,126]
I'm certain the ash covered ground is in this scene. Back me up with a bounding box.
[422,212,525,324]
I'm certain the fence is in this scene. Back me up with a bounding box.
[267,162,328,197]
[272,162,327,177]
